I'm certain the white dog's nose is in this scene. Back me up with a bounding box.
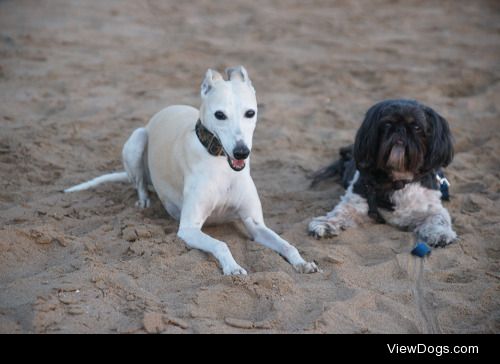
[233,142,250,160]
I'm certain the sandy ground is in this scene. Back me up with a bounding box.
[1,0,499,333]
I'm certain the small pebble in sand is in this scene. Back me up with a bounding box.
[135,226,152,239]
[224,317,254,329]
[126,294,135,301]
[143,312,165,334]
[58,293,79,305]
[122,227,137,242]
[324,255,343,264]
[68,306,85,315]
[165,317,190,330]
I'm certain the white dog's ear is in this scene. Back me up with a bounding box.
[226,65,253,87]
[201,69,223,98]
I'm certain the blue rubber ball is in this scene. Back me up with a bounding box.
[411,242,431,257]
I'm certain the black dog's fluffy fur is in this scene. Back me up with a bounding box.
[311,99,454,223]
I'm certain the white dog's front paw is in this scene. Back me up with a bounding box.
[223,264,247,276]
[135,198,151,209]
[293,261,320,274]
[308,216,340,239]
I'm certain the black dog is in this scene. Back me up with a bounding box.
[309,99,456,247]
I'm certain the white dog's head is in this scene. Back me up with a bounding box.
[199,65,257,171]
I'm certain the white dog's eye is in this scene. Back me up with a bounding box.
[214,111,227,120]
[244,110,255,118]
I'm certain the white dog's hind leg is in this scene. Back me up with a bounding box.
[308,171,369,239]
[123,127,150,208]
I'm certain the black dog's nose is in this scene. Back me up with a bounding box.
[233,143,250,160]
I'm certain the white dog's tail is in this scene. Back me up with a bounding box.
[64,172,129,193]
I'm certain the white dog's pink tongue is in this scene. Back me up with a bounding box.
[232,159,245,169]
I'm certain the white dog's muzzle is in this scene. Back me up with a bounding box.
[195,119,248,171]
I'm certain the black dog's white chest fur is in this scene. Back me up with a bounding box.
[378,182,447,229]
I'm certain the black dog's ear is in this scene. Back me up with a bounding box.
[353,103,384,171]
[423,106,454,170]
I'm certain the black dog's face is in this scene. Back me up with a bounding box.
[354,99,453,182]
[375,102,427,180]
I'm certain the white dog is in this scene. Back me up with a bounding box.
[65,66,319,275]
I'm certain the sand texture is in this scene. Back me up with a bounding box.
[0,0,499,333]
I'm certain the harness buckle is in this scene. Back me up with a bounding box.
[436,174,450,187]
